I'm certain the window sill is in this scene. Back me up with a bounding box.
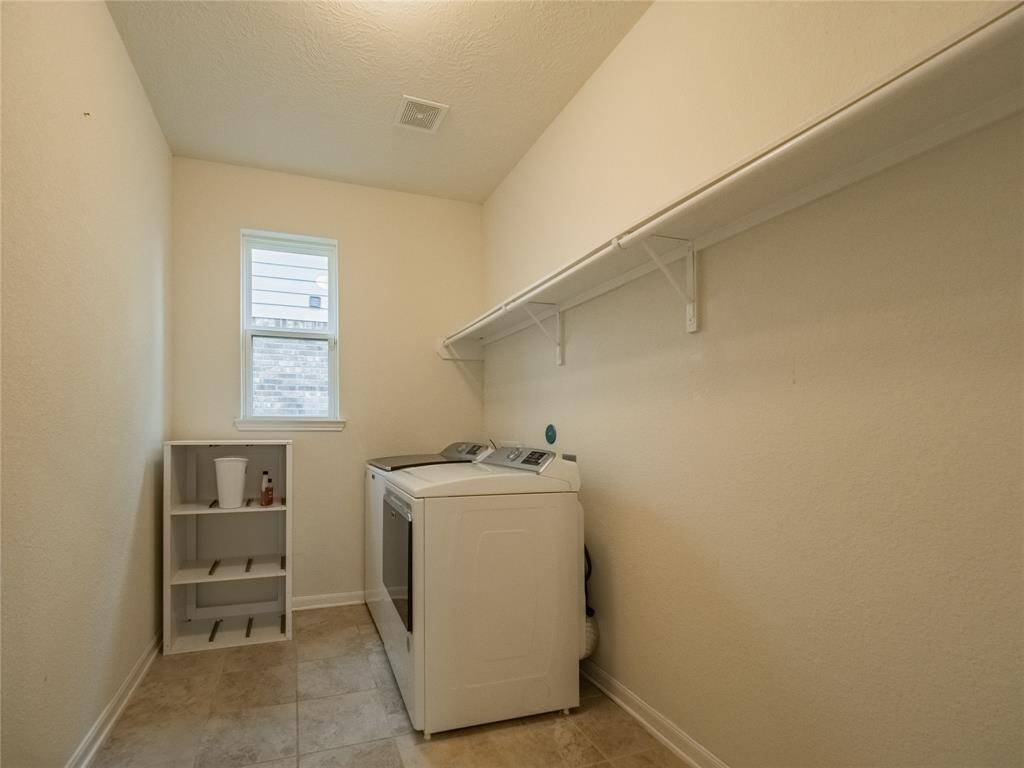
[234,418,347,432]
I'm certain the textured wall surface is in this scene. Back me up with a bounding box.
[1,3,172,765]
[171,157,485,599]
[483,0,1013,305]
[478,2,1022,765]
[107,0,649,202]
[485,116,1023,767]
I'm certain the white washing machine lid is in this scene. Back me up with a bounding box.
[386,451,579,498]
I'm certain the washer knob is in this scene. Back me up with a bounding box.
[506,448,522,461]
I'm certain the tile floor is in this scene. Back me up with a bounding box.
[95,605,685,768]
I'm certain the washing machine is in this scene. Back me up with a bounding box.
[380,446,584,736]
[364,442,490,680]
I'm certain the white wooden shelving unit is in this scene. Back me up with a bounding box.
[439,8,1024,364]
[163,440,293,654]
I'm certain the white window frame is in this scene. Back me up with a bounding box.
[235,229,345,431]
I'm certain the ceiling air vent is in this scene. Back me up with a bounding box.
[394,95,449,134]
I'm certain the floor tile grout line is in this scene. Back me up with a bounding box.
[189,667,386,714]
[194,661,225,768]
[607,745,665,764]
[600,743,665,765]
[566,716,615,764]
[294,686,300,766]
[295,687,411,758]
[293,735,399,763]
[295,685,387,705]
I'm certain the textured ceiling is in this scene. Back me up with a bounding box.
[107,1,649,202]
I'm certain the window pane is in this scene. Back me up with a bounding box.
[250,248,329,331]
[251,336,329,418]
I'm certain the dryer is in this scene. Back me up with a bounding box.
[364,442,490,686]
[381,447,584,737]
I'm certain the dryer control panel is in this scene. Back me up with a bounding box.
[483,446,555,472]
[440,442,490,460]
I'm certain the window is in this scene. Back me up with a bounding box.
[237,230,343,430]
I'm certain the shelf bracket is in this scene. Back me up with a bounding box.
[523,302,564,366]
[641,239,699,333]
[436,337,484,362]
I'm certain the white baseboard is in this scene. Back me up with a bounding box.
[66,633,160,768]
[292,591,365,611]
[581,660,730,768]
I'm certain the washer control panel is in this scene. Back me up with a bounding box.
[483,446,555,472]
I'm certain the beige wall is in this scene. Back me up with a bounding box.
[480,2,1022,766]
[485,113,1023,768]
[483,0,1012,305]
[1,3,172,766]
[171,158,485,599]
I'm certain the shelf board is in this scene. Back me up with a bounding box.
[171,555,286,585]
[170,500,287,516]
[167,613,286,654]
[441,8,1024,350]
[450,236,681,345]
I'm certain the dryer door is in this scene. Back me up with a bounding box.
[383,489,413,632]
